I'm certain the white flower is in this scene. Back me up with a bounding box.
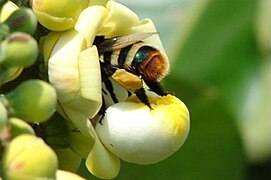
[96,94,190,164]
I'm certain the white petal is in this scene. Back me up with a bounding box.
[96,95,190,164]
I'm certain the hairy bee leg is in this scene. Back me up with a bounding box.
[144,80,168,96]
[135,88,153,110]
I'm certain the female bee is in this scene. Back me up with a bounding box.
[94,32,170,108]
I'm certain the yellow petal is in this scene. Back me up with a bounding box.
[33,10,75,31]
[86,138,120,179]
[96,94,190,165]
[78,45,102,110]
[98,1,140,38]
[75,5,108,47]
[59,105,96,140]
[131,18,167,55]
[40,31,62,66]
[48,30,101,118]
[32,0,88,31]
[0,1,18,22]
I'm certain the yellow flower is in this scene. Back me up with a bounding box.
[41,1,170,179]
[32,0,89,31]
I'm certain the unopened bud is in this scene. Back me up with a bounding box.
[4,8,37,34]
[9,117,35,138]
[0,32,38,68]
[5,80,57,122]
[3,134,58,180]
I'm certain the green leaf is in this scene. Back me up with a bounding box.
[170,0,262,116]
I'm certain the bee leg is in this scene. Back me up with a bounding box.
[144,80,169,96]
[98,97,106,125]
[103,78,119,103]
[134,88,153,110]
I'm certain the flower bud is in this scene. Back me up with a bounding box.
[32,0,89,31]
[5,80,57,122]
[4,8,37,34]
[3,134,58,180]
[0,67,23,84]
[9,117,35,138]
[0,32,38,68]
[96,94,190,165]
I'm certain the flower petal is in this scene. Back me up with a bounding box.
[75,5,108,47]
[78,45,102,113]
[0,1,18,22]
[96,94,190,165]
[86,137,120,179]
[98,1,140,38]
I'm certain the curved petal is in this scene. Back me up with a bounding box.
[86,138,120,179]
[40,31,62,66]
[0,1,18,22]
[78,45,102,116]
[75,5,108,47]
[98,1,140,38]
[131,18,167,54]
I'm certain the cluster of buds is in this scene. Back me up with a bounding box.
[0,1,61,179]
[0,0,190,179]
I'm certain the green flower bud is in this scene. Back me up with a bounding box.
[32,0,89,31]
[0,32,38,68]
[5,80,57,122]
[0,101,8,132]
[0,66,23,84]
[3,134,58,180]
[4,8,37,34]
[9,117,35,138]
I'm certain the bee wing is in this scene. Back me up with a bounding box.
[97,32,157,53]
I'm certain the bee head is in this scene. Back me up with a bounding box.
[133,46,169,81]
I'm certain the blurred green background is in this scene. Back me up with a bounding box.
[78,0,271,179]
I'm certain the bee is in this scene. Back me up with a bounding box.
[94,32,170,109]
